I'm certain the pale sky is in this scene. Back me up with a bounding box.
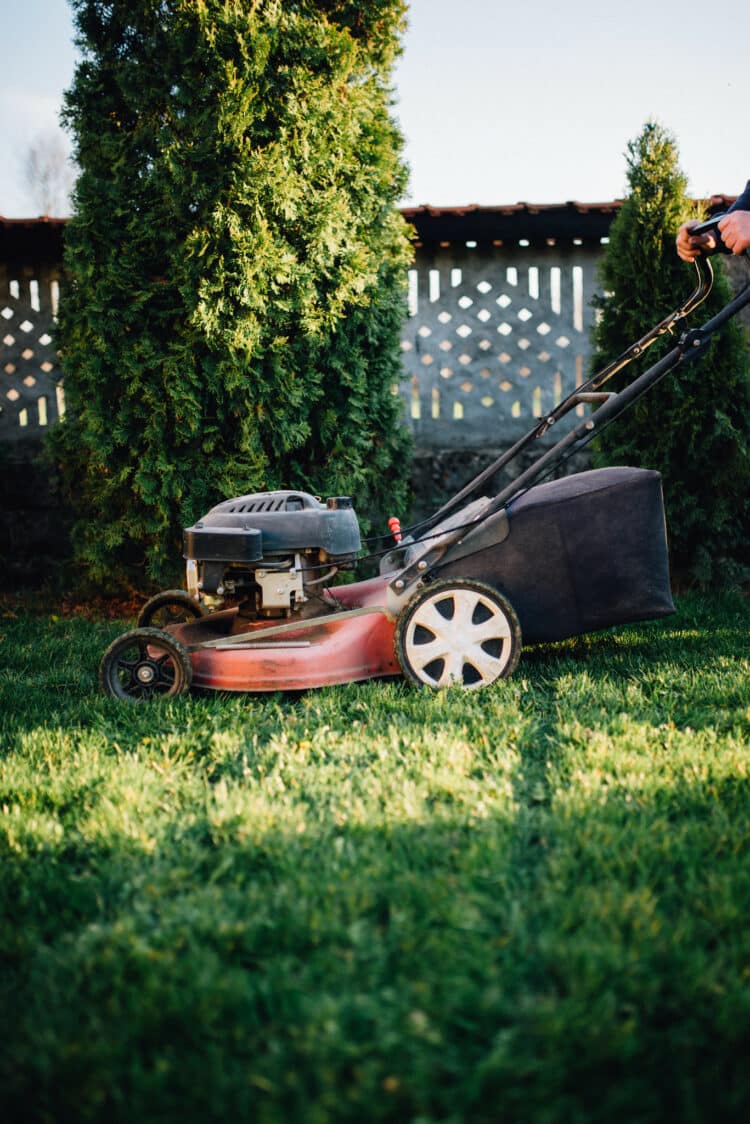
[1,0,749,217]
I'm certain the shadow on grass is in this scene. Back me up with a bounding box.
[2,728,750,1124]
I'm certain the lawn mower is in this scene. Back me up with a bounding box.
[99,217,750,701]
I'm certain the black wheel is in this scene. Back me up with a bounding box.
[99,627,193,702]
[137,590,207,629]
[395,579,521,690]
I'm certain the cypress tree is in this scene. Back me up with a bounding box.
[591,121,750,585]
[53,0,413,589]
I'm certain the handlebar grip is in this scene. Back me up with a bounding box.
[690,214,725,237]
[686,213,732,256]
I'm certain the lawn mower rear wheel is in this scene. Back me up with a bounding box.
[395,579,521,690]
[137,590,207,629]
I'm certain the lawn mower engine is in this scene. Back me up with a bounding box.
[183,490,361,622]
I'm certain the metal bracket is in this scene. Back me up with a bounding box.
[255,565,306,610]
[574,392,615,404]
[680,327,708,352]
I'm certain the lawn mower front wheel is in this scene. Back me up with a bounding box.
[395,579,521,690]
[99,627,193,702]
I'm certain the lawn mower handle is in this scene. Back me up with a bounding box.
[689,213,750,261]
[690,214,724,238]
[390,253,750,597]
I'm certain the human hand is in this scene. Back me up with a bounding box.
[675,219,716,262]
[718,211,750,255]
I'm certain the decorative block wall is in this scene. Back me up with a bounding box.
[0,264,65,443]
[0,240,605,451]
[399,243,601,449]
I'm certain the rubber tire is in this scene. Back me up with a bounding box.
[137,590,207,629]
[99,627,193,702]
[395,578,521,690]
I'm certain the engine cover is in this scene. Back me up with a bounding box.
[183,490,361,563]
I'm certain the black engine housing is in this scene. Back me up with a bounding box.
[184,490,361,562]
[183,491,361,605]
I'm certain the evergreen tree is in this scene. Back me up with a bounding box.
[591,121,750,585]
[53,0,413,588]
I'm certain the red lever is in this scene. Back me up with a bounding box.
[388,516,402,544]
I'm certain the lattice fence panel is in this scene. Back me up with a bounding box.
[0,264,64,442]
[0,246,603,452]
[400,245,601,449]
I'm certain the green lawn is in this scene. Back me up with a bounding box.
[1,595,750,1123]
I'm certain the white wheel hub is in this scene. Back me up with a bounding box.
[401,583,518,689]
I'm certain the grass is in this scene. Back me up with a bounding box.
[1,594,750,1123]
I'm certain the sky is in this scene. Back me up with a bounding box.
[1,0,749,217]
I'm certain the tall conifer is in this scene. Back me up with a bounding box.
[54,0,413,587]
[591,121,750,584]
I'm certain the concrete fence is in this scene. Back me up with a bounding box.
[0,264,65,442]
[401,242,600,450]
